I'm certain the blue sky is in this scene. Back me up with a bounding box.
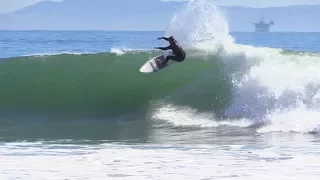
[1,0,320,14]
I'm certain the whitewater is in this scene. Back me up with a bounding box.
[1,0,320,179]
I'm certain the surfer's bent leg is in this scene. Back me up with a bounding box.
[164,55,184,64]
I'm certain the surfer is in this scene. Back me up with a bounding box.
[155,36,186,65]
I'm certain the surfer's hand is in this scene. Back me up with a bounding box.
[157,37,162,40]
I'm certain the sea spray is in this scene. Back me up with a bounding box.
[157,0,320,133]
[165,0,233,48]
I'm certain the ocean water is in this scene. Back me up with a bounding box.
[1,1,320,179]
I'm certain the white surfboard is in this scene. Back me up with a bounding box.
[139,50,175,73]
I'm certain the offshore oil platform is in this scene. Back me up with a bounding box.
[253,14,274,32]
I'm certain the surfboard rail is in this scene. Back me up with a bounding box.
[139,50,174,73]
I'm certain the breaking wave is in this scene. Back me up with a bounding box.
[1,0,320,135]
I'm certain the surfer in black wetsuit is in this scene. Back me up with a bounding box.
[155,36,186,65]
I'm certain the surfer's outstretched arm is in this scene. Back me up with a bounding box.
[157,37,171,41]
[155,45,171,50]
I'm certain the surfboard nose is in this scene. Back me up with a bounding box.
[139,63,153,73]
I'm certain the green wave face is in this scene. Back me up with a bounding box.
[0,52,232,120]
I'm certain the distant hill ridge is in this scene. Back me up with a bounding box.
[1,0,319,32]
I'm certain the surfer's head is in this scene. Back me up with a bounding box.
[168,36,176,44]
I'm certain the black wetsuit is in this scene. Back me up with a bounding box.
[156,39,186,64]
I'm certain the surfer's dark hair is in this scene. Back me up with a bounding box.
[169,36,177,43]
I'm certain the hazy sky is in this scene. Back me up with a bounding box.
[1,0,320,14]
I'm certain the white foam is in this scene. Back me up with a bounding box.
[1,142,320,180]
[110,48,154,55]
[110,48,125,55]
[225,45,320,133]
[259,105,320,133]
[152,105,253,128]
[23,48,153,58]
[23,51,95,57]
